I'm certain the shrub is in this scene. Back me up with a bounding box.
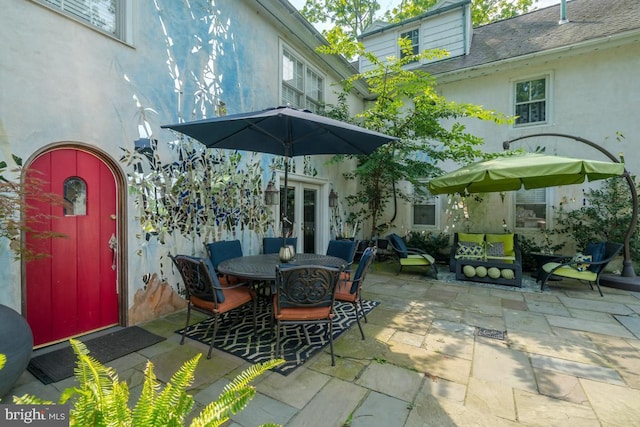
[404,231,451,262]
[554,177,639,272]
[9,339,284,427]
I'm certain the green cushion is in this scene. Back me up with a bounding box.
[543,262,597,281]
[401,254,435,265]
[486,234,515,257]
[458,233,485,245]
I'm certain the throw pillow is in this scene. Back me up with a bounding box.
[456,241,484,259]
[458,233,485,245]
[486,234,515,257]
[585,242,605,272]
[572,253,592,272]
[486,241,505,257]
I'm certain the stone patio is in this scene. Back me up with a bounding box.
[6,266,640,426]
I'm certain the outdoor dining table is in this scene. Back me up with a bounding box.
[217,253,346,281]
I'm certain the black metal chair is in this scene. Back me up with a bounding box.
[387,233,438,279]
[273,264,343,366]
[539,241,623,296]
[263,237,298,254]
[335,246,377,340]
[170,254,256,359]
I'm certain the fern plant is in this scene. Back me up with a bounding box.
[12,339,284,426]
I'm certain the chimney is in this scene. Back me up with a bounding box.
[559,0,569,24]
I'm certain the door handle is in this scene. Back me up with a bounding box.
[108,234,117,271]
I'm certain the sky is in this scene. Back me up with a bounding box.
[288,0,562,30]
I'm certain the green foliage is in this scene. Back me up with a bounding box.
[319,37,511,238]
[554,178,639,270]
[0,152,66,261]
[12,338,285,427]
[404,230,450,262]
[518,234,566,272]
[301,0,380,39]
[300,0,539,39]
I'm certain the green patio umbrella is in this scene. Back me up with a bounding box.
[428,153,625,195]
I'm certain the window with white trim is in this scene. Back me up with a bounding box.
[514,77,547,126]
[400,28,420,60]
[413,187,437,227]
[36,0,126,41]
[281,47,324,114]
[515,188,547,229]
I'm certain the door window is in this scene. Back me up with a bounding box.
[64,177,87,216]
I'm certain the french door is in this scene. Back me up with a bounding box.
[279,179,327,253]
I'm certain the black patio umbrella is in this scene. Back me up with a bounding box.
[162,106,397,243]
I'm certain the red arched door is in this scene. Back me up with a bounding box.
[25,148,119,346]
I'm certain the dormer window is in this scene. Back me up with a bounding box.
[400,29,420,61]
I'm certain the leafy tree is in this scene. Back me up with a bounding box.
[301,0,380,40]
[318,36,511,238]
[300,0,539,38]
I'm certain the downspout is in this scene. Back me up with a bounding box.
[559,0,569,25]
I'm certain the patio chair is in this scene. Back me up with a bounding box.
[205,240,243,285]
[335,245,377,340]
[263,237,298,254]
[538,241,623,296]
[387,233,438,279]
[273,264,343,366]
[170,254,256,359]
[326,239,358,278]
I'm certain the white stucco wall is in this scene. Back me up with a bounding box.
[425,36,640,241]
[0,0,364,314]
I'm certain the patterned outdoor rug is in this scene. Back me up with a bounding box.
[176,299,379,375]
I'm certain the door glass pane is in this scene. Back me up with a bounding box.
[280,185,295,238]
[64,177,87,216]
[303,189,316,253]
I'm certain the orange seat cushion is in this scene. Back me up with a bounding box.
[335,280,357,302]
[191,287,253,313]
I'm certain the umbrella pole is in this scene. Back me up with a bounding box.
[282,159,289,247]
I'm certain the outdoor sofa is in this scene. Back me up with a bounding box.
[450,232,523,287]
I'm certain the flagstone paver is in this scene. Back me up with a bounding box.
[10,271,640,426]
[546,313,636,338]
[533,368,589,404]
[287,378,367,427]
[465,377,516,421]
[530,354,625,385]
[350,391,412,427]
[514,389,600,426]
[503,309,552,333]
[580,378,640,425]
[472,339,537,393]
[356,362,423,401]
[613,314,640,338]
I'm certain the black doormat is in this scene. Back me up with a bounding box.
[176,300,379,376]
[27,326,166,384]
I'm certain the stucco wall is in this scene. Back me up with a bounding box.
[429,38,639,239]
[0,0,363,313]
